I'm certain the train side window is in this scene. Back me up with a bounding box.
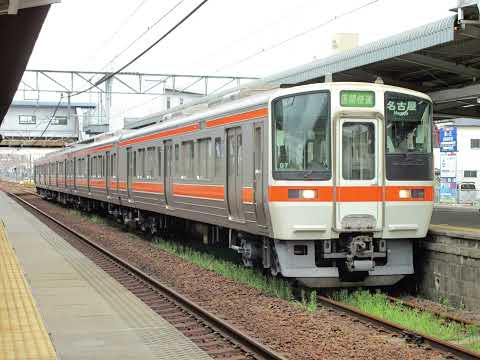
[182,141,194,178]
[111,153,116,178]
[138,148,145,179]
[214,137,223,177]
[174,144,180,176]
[146,147,155,179]
[198,138,211,179]
[133,151,137,178]
[157,147,162,177]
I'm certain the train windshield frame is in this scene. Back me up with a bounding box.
[272,91,331,180]
[384,92,433,180]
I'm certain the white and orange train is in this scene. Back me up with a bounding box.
[35,82,434,287]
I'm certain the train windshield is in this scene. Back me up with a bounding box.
[272,92,331,180]
[385,93,432,154]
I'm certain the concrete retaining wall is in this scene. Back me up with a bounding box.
[417,228,480,311]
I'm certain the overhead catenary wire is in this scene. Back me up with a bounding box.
[88,0,150,66]
[215,0,381,73]
[72,0,208,98]
[31,93,64,146]
[109,0,381,120]
[98,0,185,72]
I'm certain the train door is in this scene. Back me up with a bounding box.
[105,151,110,195]
[164,140,173,207]
[126,148,133,198]
[335,118,382,230]
[227,127,244,221]
[253,124,266,227]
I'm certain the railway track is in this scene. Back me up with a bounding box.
[386,295,479,327]
[8,190,287,360]
[7,183,480,360]
[318,295,480,360]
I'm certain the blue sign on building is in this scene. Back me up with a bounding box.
[439,177,457,203]
[439,127,457,152]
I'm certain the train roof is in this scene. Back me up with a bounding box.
[35,82,431,164]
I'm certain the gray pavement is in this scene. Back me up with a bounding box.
[0,192,212,360]
[431,206,480,229]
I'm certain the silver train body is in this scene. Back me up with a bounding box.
[34,83,434,287]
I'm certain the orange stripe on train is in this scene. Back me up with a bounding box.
[120,124,200,147]
[206,108,268,128]
[173,183,224,201]
[269,186,433,202]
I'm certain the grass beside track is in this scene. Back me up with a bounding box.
[333,290,480,352]
[154,238,294,301]
[153,238,318,312]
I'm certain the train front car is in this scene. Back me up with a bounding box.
[267,83,433,287]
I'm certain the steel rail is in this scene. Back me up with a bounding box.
[318,296,480,360]
[8,191,287,360]
[386,295,479,327]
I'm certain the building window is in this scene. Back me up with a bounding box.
[51,116,68,125]
[464,170,477,178]
[19,115,36,124]
[471,139,480,149]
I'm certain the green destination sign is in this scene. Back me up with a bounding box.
[340,90,375,108]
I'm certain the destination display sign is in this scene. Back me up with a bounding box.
[340,90,375,108]
[385,97,430,122]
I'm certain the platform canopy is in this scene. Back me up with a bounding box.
[259,1,480,121]
[141,1,480,125]
[0,1,59,124]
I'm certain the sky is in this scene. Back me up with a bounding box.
[25,0,457,129]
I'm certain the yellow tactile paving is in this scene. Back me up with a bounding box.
[0,220,57,360]
[430,223,480,235]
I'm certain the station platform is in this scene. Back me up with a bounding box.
[0,192,212,360]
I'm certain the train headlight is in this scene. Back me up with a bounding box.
[300,189,317,199]
[398,189,411,199]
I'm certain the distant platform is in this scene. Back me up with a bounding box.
[431,206,480,231]
[0,192,212,360]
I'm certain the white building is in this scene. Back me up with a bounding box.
[0,100,96,145]
[435,118,480,189]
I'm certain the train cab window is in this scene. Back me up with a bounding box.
[385,95,432,154]
[182,141,194,178]
[385,92,433,180]
[198,138,211,179]
[214,137,223,177]
[272,91,331,180]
